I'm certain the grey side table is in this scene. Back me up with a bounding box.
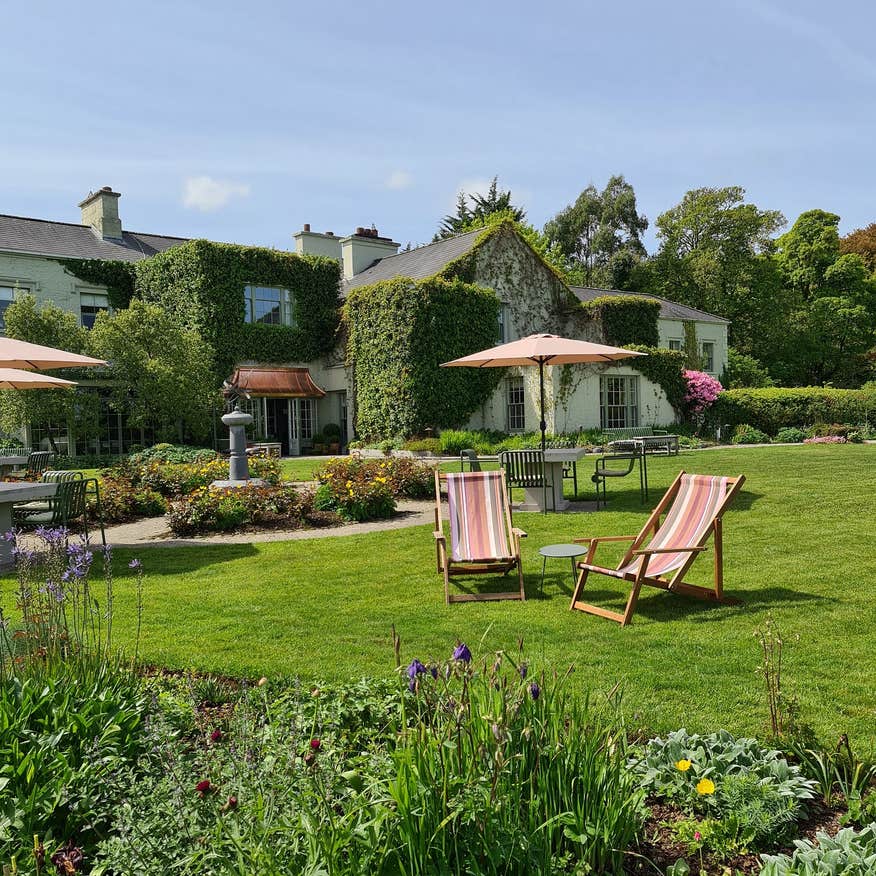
[538,543,588,593]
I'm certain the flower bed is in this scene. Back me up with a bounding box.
[167,483,336,535]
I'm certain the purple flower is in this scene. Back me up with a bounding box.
[429,665,438,679]
[129,558,142,570]
[452,642,472,663]
[529,682,541,701]
[406,659,427,679]
[3,530,15,542]
[519,663,528,680]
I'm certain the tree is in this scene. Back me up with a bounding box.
[0,295,99,450]
[646,186,788,363]
[437,177,525,239]
[88,301,219,442]
[543,175,648,288]
[840,223,876,273]
[775,209,842,298]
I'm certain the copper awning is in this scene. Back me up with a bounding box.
[227,367,326,398]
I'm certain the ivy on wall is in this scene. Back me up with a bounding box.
[345,277,501,440]
[579,295,661,347]
[626,345,688,413]
[682,320,702,369]
[56,259,137,310]
[133,240,341,382]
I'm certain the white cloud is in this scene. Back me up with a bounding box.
[385,170,413,190]
[182,176,251,212]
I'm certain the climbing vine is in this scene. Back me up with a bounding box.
[683,320,702,368]
[626,345,688,413]
[345,277,501,440]
[579,295,660,347]
[56,258,137,310]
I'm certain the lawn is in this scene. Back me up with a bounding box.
[10,445,876,750]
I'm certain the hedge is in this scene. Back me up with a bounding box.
[345,277,501,440]
[134,240,341,382]
[708,387,876,434]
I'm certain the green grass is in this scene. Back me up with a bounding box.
[13,445,876,749]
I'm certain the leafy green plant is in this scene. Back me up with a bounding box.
[401,437,441,453]
[732,424,771,445]
[630,729,818,812]
[579,295,661,347]
[775,427,806,443]
[759,822,876,875]
[129,443,217,465]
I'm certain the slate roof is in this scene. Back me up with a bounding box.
[569,285,729,325]
[343,227,484,291]
[0,214,187,262]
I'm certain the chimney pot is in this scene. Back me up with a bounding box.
[303,223,311,232]
[325,231,334,237]
[355,226,365,236]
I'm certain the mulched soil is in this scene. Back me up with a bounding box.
[624,798,844,875]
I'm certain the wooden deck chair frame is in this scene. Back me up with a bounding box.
[570,470,745,626]
[434,470,527,604]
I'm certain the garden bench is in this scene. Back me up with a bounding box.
[497,450,554,512]
[603,426,679,456]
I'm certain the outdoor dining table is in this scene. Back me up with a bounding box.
[0,454,28,477]
[542,447,589,512]
[0,481,57,569]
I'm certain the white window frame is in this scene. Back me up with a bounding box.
[599,375,639,430]
[79,289,110,329]
[701,341,715,373]
[506,376,525,432]
[667,339,682,351]
[244,285,295,327]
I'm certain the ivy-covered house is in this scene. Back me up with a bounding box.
[0,187,729,454]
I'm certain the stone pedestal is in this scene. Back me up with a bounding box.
[211,406,267,489]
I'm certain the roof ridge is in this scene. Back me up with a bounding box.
[0,214,190,243]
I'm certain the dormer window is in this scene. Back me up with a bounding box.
[244,285,294,326]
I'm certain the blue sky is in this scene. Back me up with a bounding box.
[3,0,873,252]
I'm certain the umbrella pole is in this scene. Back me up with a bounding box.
[539,358,546,452]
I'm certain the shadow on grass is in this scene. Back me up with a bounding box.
[110,542,261,575]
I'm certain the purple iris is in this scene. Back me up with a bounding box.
[529,682,541,701]
[407,659,427,679]
[519,663,528,680]
[129,559,142,570]
[452,643,472,663]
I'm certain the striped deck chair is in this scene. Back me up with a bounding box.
[434,470,527,604]
[570,471,745,626]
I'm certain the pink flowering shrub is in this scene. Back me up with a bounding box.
[683,370,723,414]
[803,435,847,444]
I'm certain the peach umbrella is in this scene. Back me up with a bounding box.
[442,333,646,450]
[0,368,77,389]
[0,337,106,370]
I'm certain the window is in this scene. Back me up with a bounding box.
[506,377,525,432]
[701,342,715,373]
[80,291,109,329]
[299,398,315,440]
[0,284,29,332]
[244,285,294,326]
[599,375,639,429]
[668,339,682,351]
[496,304,508,343]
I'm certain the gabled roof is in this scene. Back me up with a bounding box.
[0,214,187,263]
[343,227,484,291]
[569,285,729,325]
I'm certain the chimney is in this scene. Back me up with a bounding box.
[79,186,122,239]
[340,226,400,279]
[293,224,342,261]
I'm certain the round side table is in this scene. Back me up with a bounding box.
[538,543,588,594]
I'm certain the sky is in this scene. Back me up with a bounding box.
[2,0,873,253]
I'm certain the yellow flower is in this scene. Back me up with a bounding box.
[696,778,715,796]
[675,759,692,772]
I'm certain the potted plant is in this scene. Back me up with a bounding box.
[311,433,325,454]
[322,423,341,454]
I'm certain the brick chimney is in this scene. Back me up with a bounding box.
[339,226,400,279]
[79,186,122,239]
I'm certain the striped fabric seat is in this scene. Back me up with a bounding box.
[620,474,729,579]
[446,471,513,562]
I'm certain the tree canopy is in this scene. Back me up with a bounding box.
[436,177,525,239]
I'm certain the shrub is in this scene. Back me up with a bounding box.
[803,435,847,445]
[401,437,441,453]
[683,369,723,415]
[316,457,435,501]
[775,427,806,443]
[96,476,167,523]
[759,822,876,875]
[732,424,771,444]
[312,460,396,522]
[321,422,341,441]
[708,387,874,435]
[129,443,217,465]
[723,348,775,388]
[167,484,330,535]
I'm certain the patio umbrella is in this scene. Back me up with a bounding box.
[0,367,77,389]
[441,333,646,450]
[0,337,106,370]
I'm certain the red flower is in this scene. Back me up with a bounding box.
[196,779,212,797]
[223,795,238,811]
[310,738,321,751]
[210,728,223,743]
